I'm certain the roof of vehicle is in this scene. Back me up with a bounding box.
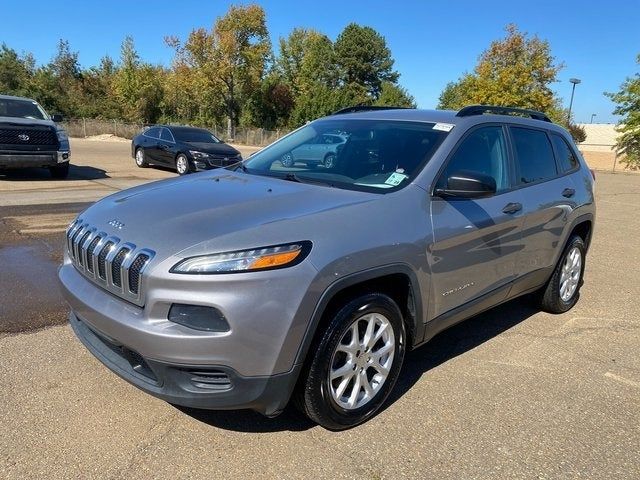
[148,124,213,133]
[0,94,39,103]
[323,105,567,134]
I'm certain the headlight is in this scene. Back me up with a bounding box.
[189,150,209,159]
[56,128,68,142]
[171,242,311,274]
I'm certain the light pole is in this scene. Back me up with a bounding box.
[567,78,581,123]
[590,113,597,124]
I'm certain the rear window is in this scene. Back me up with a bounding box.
[510,127,557,184]
[551,133,579,172]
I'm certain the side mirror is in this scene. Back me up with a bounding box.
[435,170,496,198]
[51,114,64,122]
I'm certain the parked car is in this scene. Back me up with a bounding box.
[280,133,347,168]
[131,125,242,175]
[0,94,70,178]
[60,105,595,430]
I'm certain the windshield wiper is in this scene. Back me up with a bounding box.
[234,163,249,173]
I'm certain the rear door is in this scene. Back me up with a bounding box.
[143,127,162,162]
[508,126,578,295]
[429,124,525,318]
[158,128,176,165]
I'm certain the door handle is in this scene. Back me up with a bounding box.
[562,188,575,198]
[502,202,522,214]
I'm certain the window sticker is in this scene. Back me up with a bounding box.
[433,123,455,132]
[385,172,408,186]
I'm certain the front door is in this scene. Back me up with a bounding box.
[429,125,524,319]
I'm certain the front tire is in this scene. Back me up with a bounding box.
[49,162,70,179]
[323,153,336,169]
[296,293,406,430]
[538,235,586,313]
[175,154,190,175]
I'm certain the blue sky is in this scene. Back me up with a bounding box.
[2,0,639,123]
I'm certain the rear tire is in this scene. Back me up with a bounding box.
[295,293,406,430]
[49,162,70,179]
[538,235,586,313]
[135,148,148,168]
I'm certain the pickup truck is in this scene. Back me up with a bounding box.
[0,94,71,178]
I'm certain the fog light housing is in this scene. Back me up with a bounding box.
[194,161,207,169]
[168,304,230,332]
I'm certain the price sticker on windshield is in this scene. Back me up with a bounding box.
[433,123,455,132]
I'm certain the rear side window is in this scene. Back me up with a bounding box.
[438,126,510,192]
[551,134,579,172]
[144,127,160,139]
[160,128,174,142]
[510,127,557,184]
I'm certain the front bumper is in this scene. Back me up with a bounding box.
[70,312,300,415]
[0,150,70,168]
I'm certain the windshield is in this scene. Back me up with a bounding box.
[0,98,49,120]
[173,129,221,143]
[243,119,449,192]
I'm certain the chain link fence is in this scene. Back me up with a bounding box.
[61,118,288,147]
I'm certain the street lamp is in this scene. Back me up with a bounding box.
[567,77,581,123]
[590,113,597,124]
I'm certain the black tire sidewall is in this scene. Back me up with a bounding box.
[135,147,147,167]
[304,293,406,430]
[543,236,586,312]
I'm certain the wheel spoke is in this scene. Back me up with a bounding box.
[335,373,353,399]
[362,315,376,349]
[360,371,374,398]
[347,373,362,408]
[330,362,354,381]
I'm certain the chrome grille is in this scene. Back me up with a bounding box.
[66,219,155,305]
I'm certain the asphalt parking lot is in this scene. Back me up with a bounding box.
[0,141,639,479]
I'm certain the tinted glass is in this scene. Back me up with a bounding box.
[144,127,160,139]
[551,133,579,172]
[511,127,557,184]
[160,128,174,142]
[244,120,448,192]
[438,126,510,192]
[173,128,220,143]
[0,98,48,120]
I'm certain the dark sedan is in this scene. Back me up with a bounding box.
[131,125,242,175]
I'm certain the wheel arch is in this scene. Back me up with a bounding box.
[294,265,424,369]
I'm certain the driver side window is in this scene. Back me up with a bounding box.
[438,126,510,192]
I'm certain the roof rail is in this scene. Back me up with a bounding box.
[332,105,414,115]
[456,105,552,123]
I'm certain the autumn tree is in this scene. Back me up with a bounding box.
[606,54,640,169]
[437,25,564,114]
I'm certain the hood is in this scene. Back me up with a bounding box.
[78,170,375,263]
[182,141,239,155]
[0,116,58,128]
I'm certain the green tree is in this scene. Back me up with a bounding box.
[0,44,34,95]
[606,54,640,169]
[374,81,416,108]
[334,23,398,99]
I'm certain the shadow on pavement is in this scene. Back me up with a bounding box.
[177,297,540,433]
[0,164,109,180]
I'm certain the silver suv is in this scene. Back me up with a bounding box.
[59,105,595,430]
